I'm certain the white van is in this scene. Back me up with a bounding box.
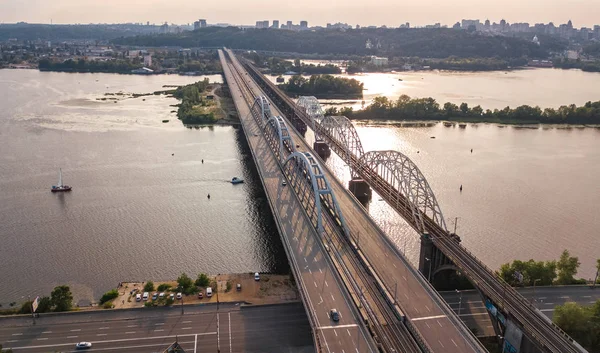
[206,287,213,298]
[135,293,142,302]
[142,292,149,301]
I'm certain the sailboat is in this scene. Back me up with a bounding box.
[51,168,72,192]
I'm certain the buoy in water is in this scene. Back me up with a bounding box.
[460,185,463,192]
[207,193,211,199]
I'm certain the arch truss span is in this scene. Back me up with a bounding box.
[296,96,324,139]
[283,152,350,238]
[320,115,365,177]
[357,150,448,234]
[263,115,296,163]
[249,96,273,125]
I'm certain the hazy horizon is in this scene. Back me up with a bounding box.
[0,0,598,28]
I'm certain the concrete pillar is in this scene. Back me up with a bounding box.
[348,178,372,202]
[419,233,434,280]
[313,140,331,159]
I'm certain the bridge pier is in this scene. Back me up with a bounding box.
[348,178,372,202]
[313,140,331,159]
[419,233,434,280]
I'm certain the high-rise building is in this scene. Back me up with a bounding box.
[286,21,293,30]
[193,21,200,30]
[200,19,207,28]
[272,20,279,29]
[300,21,308,29]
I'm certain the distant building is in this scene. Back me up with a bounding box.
[300,21,308,29]
[131,67,154,74]
[286,21,293,30]
[370,56,388,66]
[193,21,200,30]
[532,35,540,46]
[143,54,152,67]
[461,19,480,30]
[365,39,373,49]
[199,19,207,28]
[272,20,279,28]
[256,20,269,29]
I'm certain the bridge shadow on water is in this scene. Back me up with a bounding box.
[232,125,290,275]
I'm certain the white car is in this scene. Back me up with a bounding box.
[176,292,182,300]
[159,292,165,298]
[75,341,92,349]
[254,272,260,281]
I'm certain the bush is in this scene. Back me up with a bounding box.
[99,289,119,304]
[165,298,174,306]
[195,273,210,288]
[143,281,155,292]
[19,301,32,314]
[157,284,171,292]
[102,302,113,309]
[226,281,232,292]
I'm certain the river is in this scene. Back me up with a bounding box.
[1,69,599,305]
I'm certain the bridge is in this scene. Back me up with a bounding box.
[219,49,587,353]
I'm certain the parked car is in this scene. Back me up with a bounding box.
[169,293,175,300]
[236,283,241,291]
[330,308,340,322]
[75,342,92,349]
[206,287,213,297]
[198,291,203,299]
[159,292,165,298]
[152,292,158,300]
[254,272,260,281]
[135,293,142,302]
[142,292,149,301]
[176,292,182,300]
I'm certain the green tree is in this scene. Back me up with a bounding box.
[195,273,210,288]
[143,281,155,292]
[50,285,73,312]
[37,296,52,313]
[554,302,594,348]
[556,250,581,285]
[157,284,171,292]
[177,273,195,294]
[595,259,600,284]
[99,289,119,304]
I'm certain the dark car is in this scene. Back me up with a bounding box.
[330,308,340,322]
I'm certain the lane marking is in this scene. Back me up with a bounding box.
[411,314,446,321]
[70,329,81,332]
[318,324,358,330]
[347,329,351,336]
[182,327,192,330]
[37,338,48,341]
[438,340,445,348]
[155,323,164,326]
[314,281,318,288]
[194,334,198,353]
[7,340,18,343]
[437,320,443,327]
[99,327,109,330]
[309,268,312,274]
[125,332,136,334]
[154,329,164,332]
[334,330,338,337]
[126,325,136,328]
[229,312,232,353]
[451,339,458,347]
[217,313,220,352]
[325,281,328,287]
[182,320,192,324]
[12,333,23,336]
[319,268,323,273]
[67,336,78,339]
[331,294,335,301]
[97,334,107,337]
[41,331,52,334]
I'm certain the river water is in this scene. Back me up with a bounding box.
[1,69,599,304]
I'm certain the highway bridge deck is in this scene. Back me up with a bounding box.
[220,50,377,353]
[223,49,485,353]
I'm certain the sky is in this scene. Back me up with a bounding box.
[0,0,598,28]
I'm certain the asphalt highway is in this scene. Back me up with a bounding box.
[440,285,600,336]
[0,303,313,353]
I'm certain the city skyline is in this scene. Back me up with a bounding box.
[0,0,599,28]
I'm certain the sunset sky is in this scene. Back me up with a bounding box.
[0,0,598,27]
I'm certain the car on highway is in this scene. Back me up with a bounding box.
[254,272,260,281]
[330,308,340,322]
[282,180,287,186]
[176,292,182,300]
[75,342,92,349]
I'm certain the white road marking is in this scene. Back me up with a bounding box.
[154,329,164,332]
[451,339,458,347]
[41,331,52,334]
[194,334,198,353]
[304,257,307,263]
[437,320,443,327]
[126,325,136,328]
[393,263,397,268]
[12,333,23,336]
[67,336,78,338]
[347,329,351,336]
[37,338,48,341]
[314,281,318,288]
[583,296,592,298]
[331,294,335,301]
[7,340,18,343]
[318,324,358,330]
[425,322,431,329]
[155,323,164,326]
[545,302,554,305]
[182,320,192,324]
[182,327,192,330]
[411,315,446,321]
[125,332,136,334]
[425,305,431,312]
[319,268,323,273]
[438,340,445,348]
[309,268,312,274]
[97,334,107,337]
[217,313,220,352]
[334,330,338,337]
[538,297,547,299]
[70,329,81,332]
[229,312,232,353]
[325,281,329,287]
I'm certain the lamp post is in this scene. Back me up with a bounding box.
[455,289,463,316]
[532,279,541,307]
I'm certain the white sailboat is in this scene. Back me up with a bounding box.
[51,168,72,192]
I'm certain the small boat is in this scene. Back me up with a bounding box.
[162,120,169,123]
[430,136,436,139]
[230,177,244,184]
[51,168,72,192]
[459,123,467,128]
[443,122,454,127]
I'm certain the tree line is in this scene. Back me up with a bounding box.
[339,95,600,124]
[113,27,555,60]
[0,285,73,316]
[553,57,600,73]
[554,298,600,351]
[38,57,142,73]
[281,74,363,99]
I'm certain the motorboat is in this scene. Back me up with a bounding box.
[51,168,72,192]
[231,177,244,184]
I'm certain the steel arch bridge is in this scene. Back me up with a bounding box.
[297,96,325,138]
[283,152,350,237]
[249,96,273,125]
[263,115,296,162]
[320,115,365,177]
[357,150,448,234]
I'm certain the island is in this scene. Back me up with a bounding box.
[172,79,236,124]
[280,74,363,99]
[331,95,600,125]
